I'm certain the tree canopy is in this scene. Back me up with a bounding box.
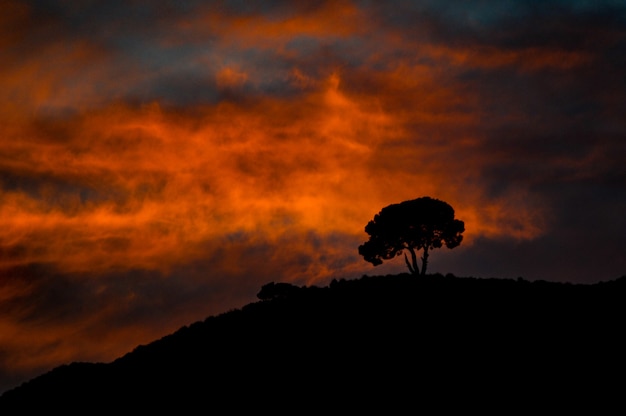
[358,196,465,275]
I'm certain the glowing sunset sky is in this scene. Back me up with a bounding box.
[1,0,625,392]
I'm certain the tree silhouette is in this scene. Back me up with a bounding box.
[358,196,465,275]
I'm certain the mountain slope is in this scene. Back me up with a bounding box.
[1,273,625,411]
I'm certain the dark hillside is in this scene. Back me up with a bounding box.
[1,273,625,412]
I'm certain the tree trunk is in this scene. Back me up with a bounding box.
[406,246,419,275]
[421,246,429,276]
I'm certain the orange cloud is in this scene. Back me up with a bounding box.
[0,70,546,282]
[0,39,118,117]
[216,67,249,89]
[178,1,363,45]
[421,44,592,72]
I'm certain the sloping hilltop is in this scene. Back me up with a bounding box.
[1,273,625,412]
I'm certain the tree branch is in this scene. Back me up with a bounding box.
[407,246,419,275]
[404,253,416,274]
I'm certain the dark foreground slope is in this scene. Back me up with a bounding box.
[1,273,625,412]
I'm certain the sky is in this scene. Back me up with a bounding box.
[1,0,625,393]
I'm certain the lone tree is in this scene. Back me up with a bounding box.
[358,196,465,276]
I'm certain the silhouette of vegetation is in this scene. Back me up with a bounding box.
[358,196,465,275]
[1,273,625,412]
[257,281,302,300]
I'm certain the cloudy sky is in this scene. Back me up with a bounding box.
[1,0,625,392]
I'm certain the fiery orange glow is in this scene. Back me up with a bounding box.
[1,0,624,394]
[0,73,544,279]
